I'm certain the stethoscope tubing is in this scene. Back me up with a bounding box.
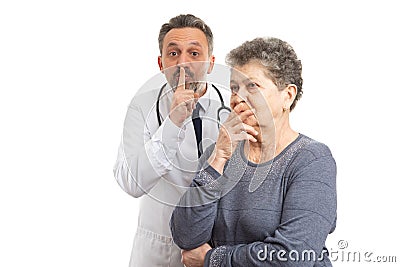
[156,83,231,127]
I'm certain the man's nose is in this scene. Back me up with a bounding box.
[176,54,189,65]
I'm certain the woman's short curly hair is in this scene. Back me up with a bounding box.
[226,37,303,111]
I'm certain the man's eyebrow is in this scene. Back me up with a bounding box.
[166,42,179,48]
[166,41,203,48]
[188,41,203,47]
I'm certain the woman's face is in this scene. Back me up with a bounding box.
[229,61,286,129]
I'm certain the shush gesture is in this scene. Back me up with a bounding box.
[169,67,200,127]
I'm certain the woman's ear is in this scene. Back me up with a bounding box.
[283,84,297,111]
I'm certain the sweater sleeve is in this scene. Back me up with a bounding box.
[204,150,337,266]
[170,164,223,250]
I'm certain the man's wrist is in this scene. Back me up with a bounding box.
[169,114,184,128]
[170,119,183,128]
[158,116,186,145]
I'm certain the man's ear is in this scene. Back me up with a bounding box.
[158,56,164,73]
[207,55,215,74]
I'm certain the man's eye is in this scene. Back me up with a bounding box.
[169,51,177,56]
[191,52,199,56]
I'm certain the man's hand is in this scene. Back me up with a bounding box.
[169,67,199,127]
[181,243,211,267]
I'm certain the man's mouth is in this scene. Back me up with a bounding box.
[173,75,193,85]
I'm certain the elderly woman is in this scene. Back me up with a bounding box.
[170,37,337,267]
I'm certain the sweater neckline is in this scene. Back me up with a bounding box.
[239,133,304,167]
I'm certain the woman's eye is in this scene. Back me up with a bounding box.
[246,82,260,92]
[230,85,239,93]
[247,82,257,88]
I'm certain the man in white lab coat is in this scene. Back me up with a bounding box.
[113,14,230,266]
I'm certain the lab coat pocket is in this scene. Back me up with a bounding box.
[130,227,180,267]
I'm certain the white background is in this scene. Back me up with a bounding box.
[1,0,399,266]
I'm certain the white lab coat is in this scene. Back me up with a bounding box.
[114,82,230,267]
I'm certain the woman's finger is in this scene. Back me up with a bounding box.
[233,102,250,114]
[230,123,258,137]
[238,109,255,122]
[234,132,257,143]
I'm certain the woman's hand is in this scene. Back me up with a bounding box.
[181,243,211,267]
[209,108,258,173]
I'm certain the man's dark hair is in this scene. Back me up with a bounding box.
[158,14,213,56]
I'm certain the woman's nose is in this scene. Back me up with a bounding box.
[235,86,249,100]
[230,90,247,108]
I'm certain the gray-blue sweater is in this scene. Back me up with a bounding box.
[170,134,337,266]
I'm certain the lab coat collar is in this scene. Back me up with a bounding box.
[197,83,211,114]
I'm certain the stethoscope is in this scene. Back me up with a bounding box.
[156,83,231,127]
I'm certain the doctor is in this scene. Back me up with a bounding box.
[113,14,230,266]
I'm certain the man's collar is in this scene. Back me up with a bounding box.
[197,83,211,112]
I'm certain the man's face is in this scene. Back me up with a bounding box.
[158,27,215,91]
